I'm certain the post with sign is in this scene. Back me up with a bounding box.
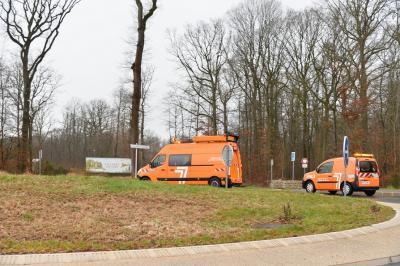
[343,136,349,197]
[301,158,308,176]
[130,144,150,178]
[222,145,233,189]
[291,152,296,180]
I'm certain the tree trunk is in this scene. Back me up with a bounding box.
[20,62,31,173]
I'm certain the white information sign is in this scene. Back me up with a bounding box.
[86,158,132,174]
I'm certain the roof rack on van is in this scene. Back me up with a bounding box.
[354,153,374,158]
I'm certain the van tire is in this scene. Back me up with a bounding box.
[209,177,221,188]
[140,176,151,181]
[364,190,376,197]
[341,182,353,196]
[329,190,337,195]
[305,181,316,193]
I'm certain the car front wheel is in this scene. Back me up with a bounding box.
[341,182,353,196]
[305,181,316,193]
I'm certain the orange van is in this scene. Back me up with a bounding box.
[137,134,243,187]
[302,154,380,196]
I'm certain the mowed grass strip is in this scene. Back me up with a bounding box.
[0,175,394,254]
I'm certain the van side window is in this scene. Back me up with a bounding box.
[151,155,166,168]
[318,162,333,174]
[169,154,192,166]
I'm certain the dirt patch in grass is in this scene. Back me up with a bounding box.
[0,175,395,254]
[0,193,215,243]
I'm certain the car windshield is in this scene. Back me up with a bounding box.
[359,161,378,173]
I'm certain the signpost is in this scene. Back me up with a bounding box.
[130,144,150,178]
[291,152,296,180]
[222,145,234,189]
[301,158,308,176]
[343,136,349,197]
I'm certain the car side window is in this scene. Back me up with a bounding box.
[151,155,166,168]
[318,162,334,174]
[169,154,192,166]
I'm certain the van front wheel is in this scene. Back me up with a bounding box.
[209,177,221,188]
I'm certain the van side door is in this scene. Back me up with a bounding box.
[315,161,335,190]
[166,154,192,184]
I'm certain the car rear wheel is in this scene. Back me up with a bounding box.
[364,190,376,197]
[305,181,316,193]
[209,177,221,188]
[140,176,151,181]
[341,182,353,196]
[329,190,337,195]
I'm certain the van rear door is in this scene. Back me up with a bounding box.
[357,160,380,188]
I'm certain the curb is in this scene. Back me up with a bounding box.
[338,254,400,266]
[0,202,399,265]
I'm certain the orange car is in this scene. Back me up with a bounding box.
[137,134,243,187]
[303,154,380,196]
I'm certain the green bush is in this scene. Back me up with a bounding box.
[42,161,68,176]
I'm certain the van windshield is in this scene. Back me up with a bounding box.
[359,161,378,173]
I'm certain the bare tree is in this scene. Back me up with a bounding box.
[131,0,157,146]
[0,0,81,172]
[328,0,396,149]
[170,20,228,135]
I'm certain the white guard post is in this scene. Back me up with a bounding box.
[130,144,150,178]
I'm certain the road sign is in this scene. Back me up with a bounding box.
[301,158,308,169]
[222,145,234,189]
[343,136,350,197]
[130,144,151,178]
[130,144,150,150]
[271,159,274,166]
[222,145,234,167]
[343,136,349,167]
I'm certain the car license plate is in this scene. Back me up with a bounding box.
[361,181,370,185]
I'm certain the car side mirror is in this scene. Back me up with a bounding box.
[316,168,319,173]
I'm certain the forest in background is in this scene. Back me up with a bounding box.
[0,0,399,186]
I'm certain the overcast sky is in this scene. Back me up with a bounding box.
[1,0,315,140]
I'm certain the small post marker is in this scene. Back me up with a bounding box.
[270,159,274,183]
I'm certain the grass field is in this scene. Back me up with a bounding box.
[0,175,395,254]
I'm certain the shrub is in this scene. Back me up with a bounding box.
[42,161,68,176]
